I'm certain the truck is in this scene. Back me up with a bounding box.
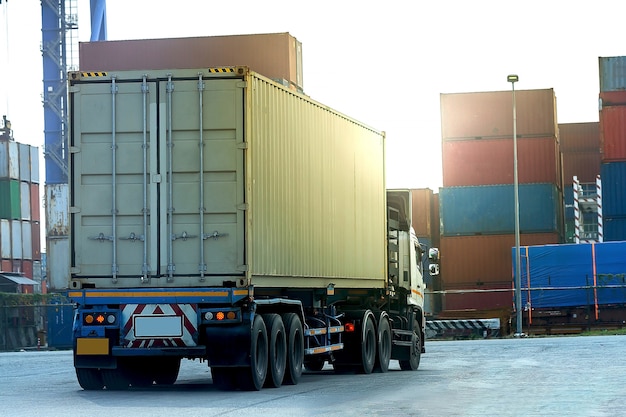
[67,66,439,391]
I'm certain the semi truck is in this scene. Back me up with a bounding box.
[67,66,438,391]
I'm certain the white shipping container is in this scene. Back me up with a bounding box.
[45,184,69,236]
[18,143,31,183]
[0,141,20,179]
[30,146,40,184]
[20,181,31,220]
[0,219,11,258]
[47,237,70,291]
[22,220,33,260]
[11,219,22,259]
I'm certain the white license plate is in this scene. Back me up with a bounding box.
[134,315,183,338]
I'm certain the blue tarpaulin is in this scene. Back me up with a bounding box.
[513,241,626,309]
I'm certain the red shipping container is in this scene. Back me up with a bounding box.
[559,122,600,152]
[31,222,41,260]
[440,233,561,288]
[1,259,11,272]
[440,89,557,140]
[600,105,626,161]
[600,91,626,107]
[442,136,560,187]
[30,183,40,222]
[442,285,512,311]
[411,188,434,238]
[22,259,33,279]
[561,151,601,185]
[432,192,440,247]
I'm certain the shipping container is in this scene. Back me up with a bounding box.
[20,181,30,221]
[79,33,304,91]
[45,184,68,237]
[21,221,32,260]
[30,183,40,222]
[31,221,41,260]
[1,259,11,272]
[0,219,10,259]
[30,146,39,184]
[411,188,434,238]
[440,89,557,140]
[0,179,21,219]
[600,91,626,107]
[12,259,21,273]
[47,237,69,291]
[10,220,22,259]
[440,233,561,288]
[22,259,33,279]
[600,162,626,217]
[67,67,386,291]
[442,136,560,187]
[604,216,626,241]
[18,143,30,183]
[559,122,600,152]
[442,284,512,311]
[599,56,626,92]
[599,105,626,161]
[0,140,19,180]
[439,184,564,236]
[561,151,601,185]
[515,241,626,309]
[432,192,440,247]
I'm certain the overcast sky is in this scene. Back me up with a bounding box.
[1,0,625,191]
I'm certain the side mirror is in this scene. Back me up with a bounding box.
[429,263,439,276]
[428,248,439,262]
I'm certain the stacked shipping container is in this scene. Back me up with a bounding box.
[559,122,601,242]
[0,138,42,292]
[599,56,626,240]
[439,89,563,312]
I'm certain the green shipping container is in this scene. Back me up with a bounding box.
[0,179,21,220]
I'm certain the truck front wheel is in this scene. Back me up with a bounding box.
[399,319,422,371]
[238,315,268,391]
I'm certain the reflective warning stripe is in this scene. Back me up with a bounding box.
[80,72,108,77]
[207,67,235,73]
[121,304,198,348]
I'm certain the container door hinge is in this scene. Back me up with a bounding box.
[237,203,249,211]
[237,264,249,272]
[237,142,248,149]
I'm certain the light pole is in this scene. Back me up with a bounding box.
[507,74,524,337]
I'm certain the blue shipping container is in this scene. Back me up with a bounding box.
[599,56,626,92]
[440,183,563,236]
[513,241,626,308]
[601,162,626,217]
[604,216,626,241]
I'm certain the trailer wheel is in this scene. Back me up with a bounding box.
[75,368,104,391]
[374,315,392,373]
[282,312,304,385]
[102,367,131,390]
[360,312,376,374]
[211,367,238,390]
[304,359,325,371]
[238,314,268,391]
[399,319,422,371]
[154,358,181,385]
[262,314,287,388]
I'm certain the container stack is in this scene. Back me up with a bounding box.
[439,89,563,313]
[599,56,626,241]
[410,188,441,315]
[559,122,601,242]
[0,125,42,292]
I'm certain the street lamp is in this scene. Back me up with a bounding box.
[507,74,524,337]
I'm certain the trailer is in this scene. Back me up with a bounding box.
[67,67,438,390]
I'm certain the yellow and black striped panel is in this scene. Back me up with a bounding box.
[207,67,235,73]
[80,71,108,78]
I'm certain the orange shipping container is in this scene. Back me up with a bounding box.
[31,222,41,260]
[561,151,601,185]
[442,136,560,187]
[440,89,558,140]
[30,183,40,222]
[600,105,626,161]
[440,233,561,288]
[79,32,304,91]
[559,122,600,153]
[411,188,434,238]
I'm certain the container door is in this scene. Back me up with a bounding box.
[158,76,245,282]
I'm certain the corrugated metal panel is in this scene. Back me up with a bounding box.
[0,179,21,219]
[1,219,11,259]
[443,285,512,311]
[21,221,32,260]
[11,219,22,259]
[442,136,560,187]
[30,183,40,222]
[440,233,561,288]
[68,68,385,290]
[20,181,30,221]
[600,91,626,107]
[79,33,304,91]
[599,105,626,161]
[604,216,626,241]
[0,141,19,180]
[30,146,39,184]
[562,151,601,185]
[411,188,433,238]
[440,89,557,140]
[31,222,41,260]
[599,56,626,92]
[18,143,30,183]
[601,162,626,216]
[559,122,600,152]
[45,184,68,236]
[440,184,563,236]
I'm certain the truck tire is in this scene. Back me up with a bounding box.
[76,368,104,391]
[282,312,304,385]
[360,312,376,374]
[154,358,181,385]
[262,314,287,388]
[237,314,268,391]
[374,315,392,373]
[102,367,131,390]
[399,319,422,371]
